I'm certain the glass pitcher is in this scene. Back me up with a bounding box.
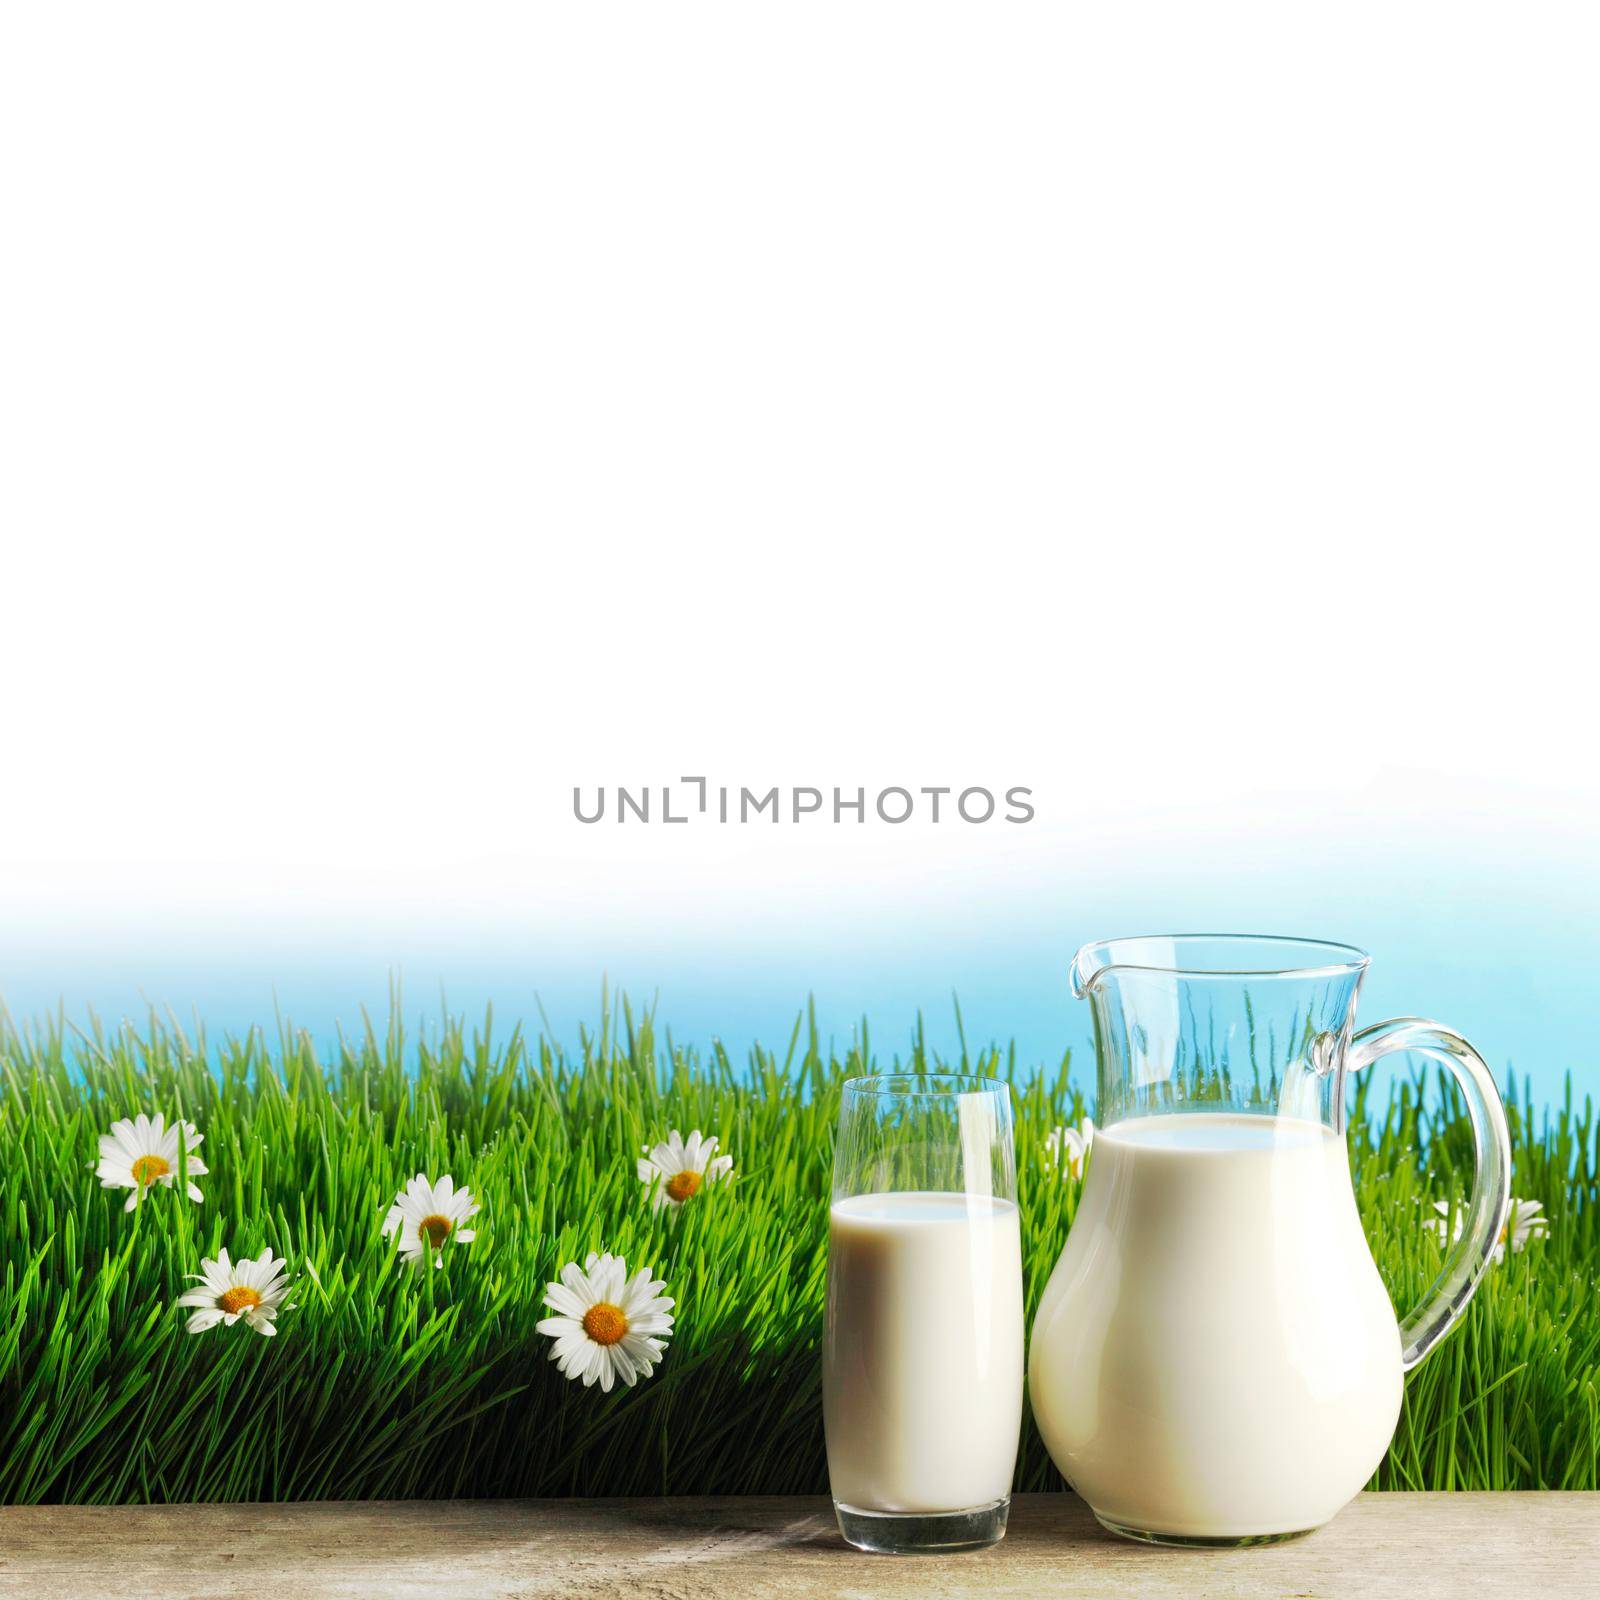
[1028,934,1510,1547]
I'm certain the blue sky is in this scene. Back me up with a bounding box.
[5,809,1593,1112]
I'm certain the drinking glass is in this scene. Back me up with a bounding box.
[823,1074,1023,1554]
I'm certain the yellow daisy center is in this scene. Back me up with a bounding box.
[218,1285,262,1315]
[665,1170,702,1204]
[582,1302,628,1345]
[130,1154,171,1186]
[419,1214,453,1248]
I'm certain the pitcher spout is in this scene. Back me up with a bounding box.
[1069,941,1113,1000]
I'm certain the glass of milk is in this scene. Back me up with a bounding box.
[823,1074,1023,1554]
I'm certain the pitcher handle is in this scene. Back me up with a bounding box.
[1347,1017,1511,1371]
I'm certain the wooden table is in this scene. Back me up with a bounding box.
[2,1492,1595,1599]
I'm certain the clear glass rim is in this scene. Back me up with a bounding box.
[1074,932,1371,991]
[841,1072,1008,1099]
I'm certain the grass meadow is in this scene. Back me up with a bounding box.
[1,998,1596,1504]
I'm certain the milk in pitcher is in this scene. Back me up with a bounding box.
[1029,1113,1403,1540]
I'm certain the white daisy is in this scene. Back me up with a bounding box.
[176,1247,292,1337]
[382,1172,480,1268]
[537,1251,674,1392]
[637,1129,734,1211]
[95,1112,208,1212]
[1425,1196,1550,1263]
[1044,1116,1095,1181]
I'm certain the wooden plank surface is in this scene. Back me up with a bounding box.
[1,1492,1596,1600]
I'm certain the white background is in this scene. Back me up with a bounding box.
[1,5,1596,1080]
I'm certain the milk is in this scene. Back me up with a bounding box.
[1029,1114,1403,1539]
[824,1192,1024,1514]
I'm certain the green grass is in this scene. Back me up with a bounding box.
[1,999,1596,1504]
